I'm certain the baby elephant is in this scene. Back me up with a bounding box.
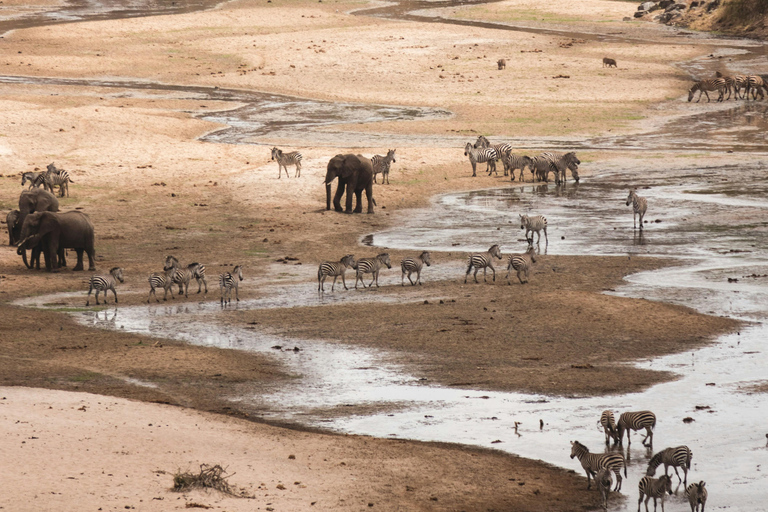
[603,57,618,68]
[497,58,506,70]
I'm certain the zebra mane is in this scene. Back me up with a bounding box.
[109,266,121,273]
[646,451,663,474]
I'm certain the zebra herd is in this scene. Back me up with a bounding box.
[270,146,397,184]
[21,163,74,198]
[318,251,431,292]
[688,72,767,103]
[572,408,708,511]
[465,136,580,186]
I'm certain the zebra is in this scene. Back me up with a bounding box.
[595,467,613,511]
[41,165,74,197]
[318,254,356,292]
[569,440,626,491]
[354,253,392,289]
[21,171,43,189]
[529,154,558,183]
[715,71,737,100]
[400,251,431,286]
[371,149,396,184]
[626,190,648,230]
[733,74,748,99]
[163,255,204,298]
[464,244,502,283]
[474,135,490,148]
[187,262,208,294]
[502,153,533,182]
[520,214,548,246]
[685,481,707,512]
[147,267,176,303]
[506,244,536,284]
[688,78,727,103]
[544,151,580,185]
[646,446,693,486]
[86,267,124,306]
[637,475,673,512]
[220,265,243,305]
[745,74,766,100]
[464,142,497,177]
[598,410,618,445]
[271,147,302,178]
[617,410,656,447]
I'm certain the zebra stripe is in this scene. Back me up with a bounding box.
[354,253,392,289]
[318,254,356,292]
[529,154,558,183]
[188,262,208,294]
[685,481,707,512]
[371,149,396,185]
[163,255,195,298]
[638,475,673,512]
[595,467,613,511]
[646,446,693,485]
[617,410,656,447]
[488,143,514,176]
[519,214,548,245]
[541,151,580,185]
[271,147,302,178]
[464,143,497,177]
[464,244,503,283]
[86,267,124,306]
[147,268,176,303]
[506,245,536,284]
[474,135,490,148]
[502,153,533,182]
[688,78,727,103]
[746,75,766,100]
[569,440,626,491]
[733,74,748,99]
[21,171,43,189]
[599,410,618,445]
[715,71,737,100]
[400,251,431,286]
[626,190,648,230]
[39,165,73,197]
[220,265,243,305]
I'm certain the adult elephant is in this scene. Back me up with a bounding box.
[325,154,375,214]
[17,211,95,272]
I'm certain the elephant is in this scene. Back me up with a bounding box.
[17,211,95,272]
[6,209,21,246]
[325,154,375,214]
[18,188,59,229]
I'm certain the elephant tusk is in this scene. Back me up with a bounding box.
[16,236,30,247]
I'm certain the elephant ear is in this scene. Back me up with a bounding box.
[338,155,358,179]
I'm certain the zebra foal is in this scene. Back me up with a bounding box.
[647,445,693,485]
[617,410,656,447]
[520,214,548,246]
[569,440,626,491]
[220,265,243,305]
[464,142,497,177]
[354,253,391,289]
[86,267,124,306]
[401,251,431,286]
[464,244,502,283]
[685,481,707,512]
[318,254,356,292]
[595,467,613,511]
[371,149,396,184]
[598,409,618,445]
[637,475,673,512]
[147,267,176,303]
[502,153,533,182]
[271,147,302,178]
[506,245,536,284]
[626,190,648,230]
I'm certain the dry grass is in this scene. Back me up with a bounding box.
[172,464,253,498]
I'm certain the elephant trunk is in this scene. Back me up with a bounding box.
[326,182,332,211]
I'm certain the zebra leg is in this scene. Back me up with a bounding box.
[113,288,118,304]
[385,171,389,185]
[464,263,473,284]
[330,275,337,292]
[471,161,477,177]
[518,268,525,284]
[543,227,548,246]
[474,267,480,283]
[491,264,496,282]
[341,272,348,291]
[401,271,405,286]
[371,270,378,288]
[613,467,622,491]
[295,162,301,178]
[672,466,682,483]
[86,285,93,306]
[416,269,422,285]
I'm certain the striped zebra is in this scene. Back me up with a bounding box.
[569,440,626,491]
[715,71,738,100]
[646,445,693,486]
[626,190,648,230]
[464,142,497,177]
[546,151,580,185]
[271,147,302,178]
[318,254,356,292]
[354,253,392,289]
[502,153,533,182]
[464,244,502,283]
[745,74,766,100]
[733,74,748,99]
[617,410,656,447]
[520,214,548,246]
[595,467,613,511]
[474,135,490,148]
[86,267,124,306]
[506,245,536,284]
[371,149,396,184]
[637,475,673,512]
[688,78,727,103]
[187,262,208,294]
[473,137,516,176]
[164,256,207,297]
[42,164,74,197]
[220,265,243,305]
[685,481,707,512]
[147,267,176,303]
[400,251,431,286]
[530,154,558,183]
[598,410,618,445]
[21,171,43,189]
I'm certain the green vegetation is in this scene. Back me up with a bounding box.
[69,371,101,382]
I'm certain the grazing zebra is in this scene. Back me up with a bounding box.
[464,142,497,177]
[599,410,618,445]
[733,74,748,99]
[371,149,396,184]
[646,446,693,485]
[529,154,558,183]
[637,475,673,512]
[147,268,176,303]
[569,440,626,491]
[685,481,707,512]
[86,267,124,306]
[271,147,302,178]
[715,71,737,100]
[520,214,548,246]
[745,74,766,100]
[502,153,533,182]
[401,251,431,286]
[464,244,503,283]
[603,57,617,68]
[617,410,656,447]
[544,151,580,185]
[688,78,727,103]
[506,245,536,284]
[318,254,356,292]
[220,265,243,305]
[595,467,613,511]
[626,190,648,230]
[21,171,43,189]
[354,253,392,289]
